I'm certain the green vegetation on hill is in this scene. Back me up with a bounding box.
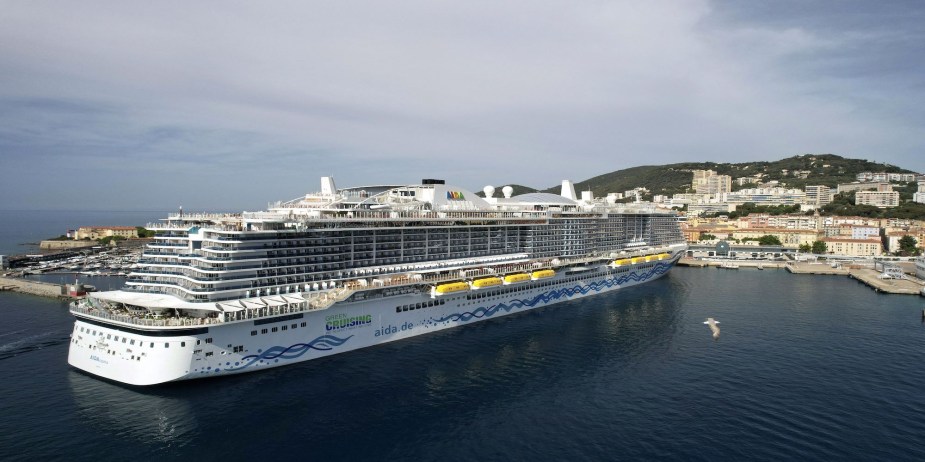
[539,154,916,197]
[487,154,923,218]
[136,226,156,238]
[819,192,925,219]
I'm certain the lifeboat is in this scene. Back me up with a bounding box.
[645,255,657,262]
[630,256,645,264]
[657,253,670,260]
[612,258,632,267]
[434,281,470,295]
[503,273,530,285]
[471,277,502,289]
[531,269,555,280]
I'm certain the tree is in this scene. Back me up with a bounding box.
[811,240,828,254]
[897,235,919,256]
[798,243,811,253]
[136,226,156,238]
[758,235,783,246]
[700,233,717,241]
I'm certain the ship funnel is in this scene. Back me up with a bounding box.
[560,180,577,201]
[321,176,337,196]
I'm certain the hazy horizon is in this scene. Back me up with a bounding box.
[2,0,923,211]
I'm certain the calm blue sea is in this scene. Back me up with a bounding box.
[0,210,171,256]
[2,212,925,461]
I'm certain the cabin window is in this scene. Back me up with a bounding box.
[251,330,257,336]
[165,343,169,348]
[261,329,268,334]
[272,327,278,332]
[301,322,307,327]
[181,342,186,347]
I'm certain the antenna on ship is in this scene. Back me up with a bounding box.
[179,205,183,218]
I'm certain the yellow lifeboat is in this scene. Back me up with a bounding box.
[503,273,531,285]
[434,282,469,295]
[531,269,555,280]
[630,256,645,264]
[645,255,657,262]
[471,277,502,289]
[612,258,632,267]
[657,253,670,260]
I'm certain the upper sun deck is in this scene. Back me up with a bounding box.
[144,177,676,231]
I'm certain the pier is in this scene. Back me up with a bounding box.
[847,269,924,295]
[785,262,850,275]
[0,276,71,298]
[678,258,785,269]
[683,257,925,296]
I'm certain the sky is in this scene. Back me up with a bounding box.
[1,0,923,211]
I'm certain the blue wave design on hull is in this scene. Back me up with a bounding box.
[434,261,674,323]
[225,334,353,371]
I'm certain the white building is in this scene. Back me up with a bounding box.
[914,180,925,204]
[687,203,736,217]
[821,238,883,257]
[692,170,732,196]
[856,190,900,208]
[722,188,806,206]
[850,226,880,240]
[804,185,834,207]
[837,182,892,194]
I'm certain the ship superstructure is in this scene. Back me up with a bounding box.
[69,178,687,385]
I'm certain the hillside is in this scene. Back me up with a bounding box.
[538,154,916,197]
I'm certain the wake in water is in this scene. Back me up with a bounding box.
[0,330,70,361]
[0,329,27,339]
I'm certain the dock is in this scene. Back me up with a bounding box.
[785,262,849,275]
[678,258,785,269]
[848,269,924,295]
[0,276,74,299]
[682,257,925,296]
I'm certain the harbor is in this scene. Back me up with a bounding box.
[680,257,925,296]
[1,240,146,299]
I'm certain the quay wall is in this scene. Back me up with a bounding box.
[0,276,66,298]
[39,240,96,250]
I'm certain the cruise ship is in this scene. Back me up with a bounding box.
[68,177,688,385]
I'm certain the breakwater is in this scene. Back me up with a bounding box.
[0,276,67,298]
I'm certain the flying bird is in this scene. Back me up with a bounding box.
[704,318,720,339]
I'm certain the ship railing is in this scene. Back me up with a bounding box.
[70,303,224,328]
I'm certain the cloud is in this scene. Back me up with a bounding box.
[0,0,922,210]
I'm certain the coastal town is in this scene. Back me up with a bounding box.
[2,164,925,299]
[670,168,925,258]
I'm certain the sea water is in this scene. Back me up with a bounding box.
[1,265,924,461]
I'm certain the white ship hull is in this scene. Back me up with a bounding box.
[68,257,678,385]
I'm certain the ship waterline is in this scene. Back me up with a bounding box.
[68,178,687,385]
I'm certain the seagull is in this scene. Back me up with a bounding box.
[704,318,720,339]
